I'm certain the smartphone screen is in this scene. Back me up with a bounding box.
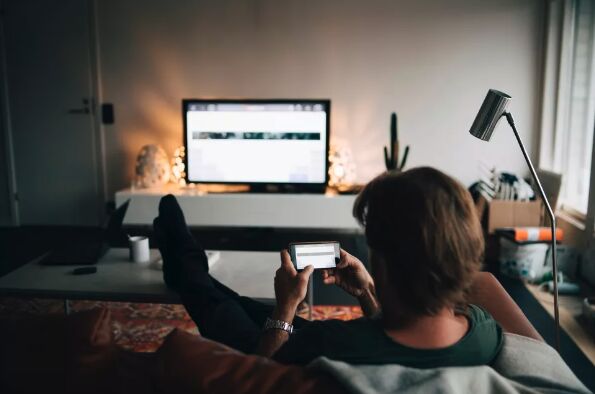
[289,242,340,270]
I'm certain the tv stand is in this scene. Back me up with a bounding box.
[115,185,360,230]
[248,184,326,194]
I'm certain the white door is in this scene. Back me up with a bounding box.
[2,0,102,225]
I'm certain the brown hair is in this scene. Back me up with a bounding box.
[353,167,484,319]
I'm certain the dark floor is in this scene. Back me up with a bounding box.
[0,225,593,391]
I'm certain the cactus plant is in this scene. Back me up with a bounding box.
[383,112,409,171]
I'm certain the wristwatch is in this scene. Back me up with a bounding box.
[263,317,294,334]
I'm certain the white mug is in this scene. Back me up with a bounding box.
[129,236,150,264]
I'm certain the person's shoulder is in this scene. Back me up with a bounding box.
[466,303,504,363]
[467,303,495,323]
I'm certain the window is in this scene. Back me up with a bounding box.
[540,0,595,216]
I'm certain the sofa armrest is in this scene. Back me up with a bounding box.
[155,329,346,394]
[492,333,589,393]
[468,272,543,341]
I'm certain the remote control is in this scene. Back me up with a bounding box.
[72,267,97,275]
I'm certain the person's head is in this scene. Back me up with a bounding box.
[353,167,484,325]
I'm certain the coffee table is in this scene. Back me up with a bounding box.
[0,248,282,307]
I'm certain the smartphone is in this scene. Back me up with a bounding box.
[288,241,340,271]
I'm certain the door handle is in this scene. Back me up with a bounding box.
[68,107,90,114]
[67,98,91,115]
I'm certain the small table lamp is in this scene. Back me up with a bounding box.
[469,89,560,351]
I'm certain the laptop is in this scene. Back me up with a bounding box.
[41,200,130,265]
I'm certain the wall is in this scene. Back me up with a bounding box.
[0,7,13,226]
[96,0,545,197]
[0,107,12,226]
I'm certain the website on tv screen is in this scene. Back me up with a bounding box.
[185,102,328,184]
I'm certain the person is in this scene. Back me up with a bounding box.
[152,166,541,367]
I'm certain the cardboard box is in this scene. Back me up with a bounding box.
[487,200,542,234]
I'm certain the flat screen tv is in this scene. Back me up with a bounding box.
[183,99,330,192]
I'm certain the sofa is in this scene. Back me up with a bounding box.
[0,308,589,394]
[0,308,342,394]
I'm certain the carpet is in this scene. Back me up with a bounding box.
[0,297,363,352]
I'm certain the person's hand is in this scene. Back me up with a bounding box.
[273,250,314,321]
[322,249,374,298]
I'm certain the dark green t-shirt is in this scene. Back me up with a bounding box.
[273,304,503,367]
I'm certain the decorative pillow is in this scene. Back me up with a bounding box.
[155,329,345,394]
[0,308,117,394]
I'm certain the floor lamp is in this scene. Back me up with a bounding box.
[469,89,560,351]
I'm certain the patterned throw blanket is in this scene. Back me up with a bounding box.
[0,297,362,351]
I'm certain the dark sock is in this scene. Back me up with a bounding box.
[153,216,181,290]
[156,194,210,290]
[158,194,196,248]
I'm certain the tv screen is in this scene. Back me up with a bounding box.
[183,99,330,188]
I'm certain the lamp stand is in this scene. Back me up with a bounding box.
[504,112,560,351]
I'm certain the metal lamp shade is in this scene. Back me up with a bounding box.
[469,89,512,141]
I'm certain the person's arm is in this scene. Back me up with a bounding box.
[255,250,314,358]
[255,307,296,358]
[322,249,381,318]
[357,283,381,318]
[468,272,543,341]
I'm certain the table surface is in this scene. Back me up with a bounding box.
[0,248,280,304]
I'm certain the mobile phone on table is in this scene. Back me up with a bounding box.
[288,242,340,271]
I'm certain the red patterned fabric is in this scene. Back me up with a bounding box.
[0,297,363,352]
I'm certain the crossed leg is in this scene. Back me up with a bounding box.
[153,194,309,353]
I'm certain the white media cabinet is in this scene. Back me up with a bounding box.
[115,185,360,230]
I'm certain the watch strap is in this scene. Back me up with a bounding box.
[263,317,294,334]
